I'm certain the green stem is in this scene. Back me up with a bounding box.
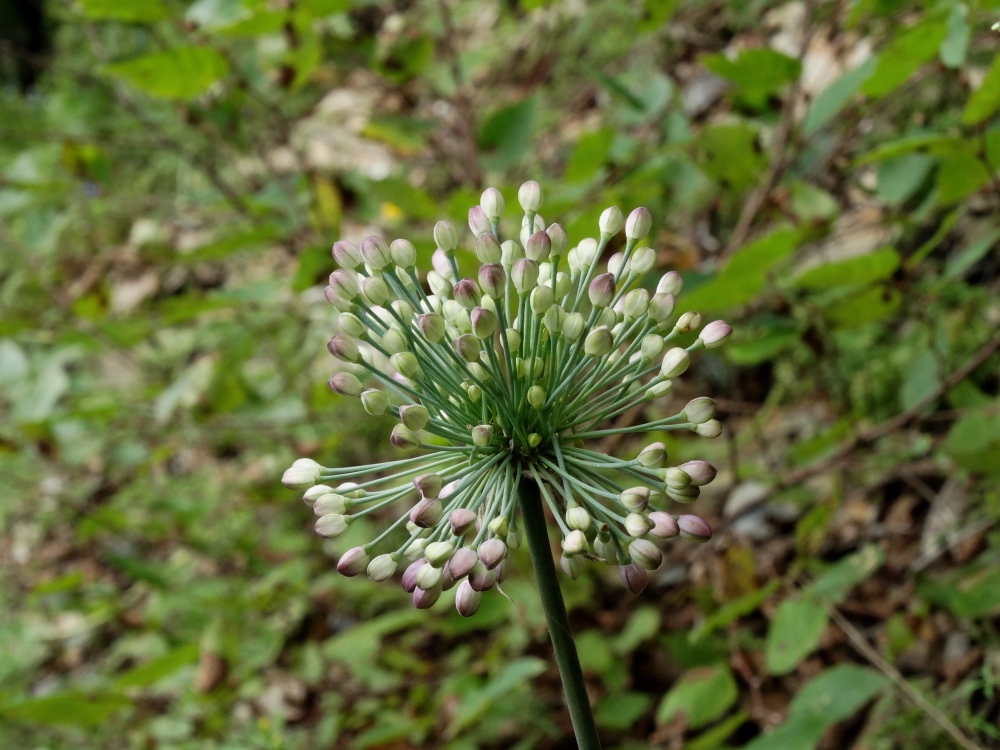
[519,479,602,750]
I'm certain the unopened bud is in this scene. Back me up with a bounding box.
[488,515,509,537]
[648,293,675,326]
[413,583,442,609]
[546,223,568,257]
[675,311,701,333]
[599,206,624,237]
[390,352,421,379]
[500,240,523,267]
[471,424,493,447]
[637,442,666,467]
[641,334,665,361]
[367,554,397,582]
[630,246,656,274]
[389,238,416,269]
[666,484,699,504]
[468,560,497,591]
[302,484,332,505]
[328,269,359,300]
[562,529,589,555]
[405,537,428,562]
[478,538,506,569]
[657,271,683,296]
[620,487,650,511]
[454,334,481,362]
[328,372,363,397]
[518,180,542,212]
[588,273,616,308]
[410,497,444,528]
[562,313,585,341]
[411,473,442,498]
[315,513,349,537]
[337,547,369,577]
[360,275,390,305]
[699,320,732,348]
[453,278,481,309]
[418,313,446,343]
[584,326,614,357]
[525,231,551,262]
[520,213,545,246]
[332,240,362,269]
[448,546,479,579]
[434,220,459,252]
[530,285,554,315]
[623,288,649,319]
[660,348,690,378]
[678,515,712,542]
[476,232,502,264]
[629,539,662,570]
[360,236,391,270]
[679,460,716,486]
[527,385,546,409]
[480,187,505,221]
[455,579,482,617]
[399,404,429,431]
[390,424,420,451]
[469,307,496,340]
[695,420,722,438]
[648,511,679,538]
[314,494,348,516]
[512,258,539,294]
[619,562,648,594]
[645,380,673,400]
[543,305,566,334]
[565,506,592,532]
[338,312,366,338]
[401,559,425,593]
[425,541,455,568]
[528,432,542,447]
[478,264,506,299]
[449,509,477,537]
[624,512,653,537]
[282,458,322,490]
[561,554,584,580]
[625,207,652,240]
[468,205,491,238]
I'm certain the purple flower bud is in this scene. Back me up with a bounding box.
[625,207,652,240]
[476,232,502,264]
[677,514,712,542]
[619,562,648,594]
[328,269,359,300]
[449,508,477,536]
[699,320,732,348]
[468,205,491,238]
[401,559,425,593]
[434,220,459,252]
[518,180,542,212]
[678,460,716,487]
[478,538,507,569]
[478,264,506,300]
[441,565,458,591]
[452,579,480,617]
[496,557,513,583]
[629,539,662,570]
[323,286,347,309]
[511,258,539,294]
[471,307,498,339]
[447,546,479,579]
[468,560,497,591]
[525,231,551,262]
[546,223,568,257]
[417,313,446,343]
[389,238,416,268]
[413,472,443,497]
[332,240,362,269]
[648,511,679,538]
[327,334,360,363]
[413,583,442,609]
[389,424,419,451]
[360,235,391,269]
[588,273,616,308]
[453,334,481,362]
[328,372,363,397]
[453,278,481,309]
[657,271,683,296]
[337,547,369,577]
[409,497,444,528]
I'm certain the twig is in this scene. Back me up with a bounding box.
[825,602,985,750]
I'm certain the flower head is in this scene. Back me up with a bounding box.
[285,184,728,614]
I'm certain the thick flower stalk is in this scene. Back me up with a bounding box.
[283,182,730,617]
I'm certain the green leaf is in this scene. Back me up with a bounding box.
[691,580,780,640]
[963,50,1000,125]
[694,123,766,192]
[945,227,1000,279]
[807,545,884,604]
[701,48,801,97]
[825,286,900,328]
[946,405,1000,469]
[788,664,888,723]
[448,658,547,735]
[685,710,749,750]
[877,153,934,205]
[765,597,827,674]
[369,178,437,220]
[77,0,170,22]
[114,644,199,689]
[939,5,969,69]
[854,132,950,166]
[795,248,899,290]
[920,558,1000,617]
[860,16,948,99]
[727,228,802,276]
[656,664,738,728]
[594,691,652,730]
[934,141,991,205]
[564,128,615,183]
[612,606,661,655]
[103,47,229,99]
[802,57,876,136]
[638,0,680,32]
[2,691,131,726]
[478,97,537,169]
[899,347,939,411]
[179,225,283,263]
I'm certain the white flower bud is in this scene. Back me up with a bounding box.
[472,424,494,447]
[620,486,650,511]
[562,529,589,555]
[390,238,416,269]
[641,334,664,361]
[630,246,656,274]
[546,223,568,257]
[455,579,482,617]
[360,236,392,270]
[427,270,452,298]
[623,288,649,319]
[425,541,455,567]
[518,180,542,212]
[695,420,722,438]
[468,205,490,237]
[303,485,333,505]
[584,326,614,357]
[282,458,321,489]
[328,372,363,397]
[480,187,505,221]
[415,563,443,590]
[367,554,398,582]
[637,442,666,467]
[434,220,459,252]
[599,206,624,236]
[512,258,539,294]
[624,512,653,537]
[313,494,348,516]
[476,232,502,264]
[315,513,349,537]
[561,553,585,579]
[660,347,690,378]
[625,207,651,240]
[657,271,683,296]
[562,313,585,341]
[332,240,363,269]
[684,397,716,424]
[699,320,732,348]
[675,311,701,333]
[566,506,592,532]
[500,240,523,267]
[338,312,366,338]
[530,285,554,314]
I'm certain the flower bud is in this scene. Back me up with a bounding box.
[641,334,665,362]
[417,313,446,343]
[323,285,349,309]
[620,486,650,511]
[327,334,360,363]
[665,467,691,489]
[337,547,369,576]
[594,535,617,564]
[379,328,405,355]
[472,424,494,447]
[427,270,451,298]
[504,327,522,352]
[599,206,624,237]
[623,288,649,320]
[584,326,614,357]
[467,385,482,402]
[648,293,675,326]
[390,424,420,450]
[518,180,542,212]
[543,305,566,334]
[625,207,652,240]
[575,238,599,271]
[480,187,505,220]
[315,513,349,537]
[530,285,554,314]
[588,273,616,308]
[699,320,732,348]
[520,213,545,246]
[630,246,656,275]
[561,554,584,580]
[468,560,497,591]
[678,460,717,486]
[360,275,390,306]
[434,220,459,252]
[648,511,679,538]
[476,264,505,301]
[660,348,690,378]
[470,307,497,340]
[478,538,506,569]
[390,352,420,379]
[546,223,568,257]
[525,231,551,262]
[468,361,490,382]
[303,484,332,505]
[313,494,348,516]
[678,515,712,542]
[337,312,364,338]
[424,541,455,568]
[500,240,523,267]
[413,583,442,609]
[527,385,546,409]
[454,334,481,362]
[432,248,454,280]
[562,313,585,341]
[368,554,397,582]
[452,278,481,309]
[415,562,443,590]
[405,537,428,561]
[645,380,673,400]
[447,508,476,536]
[629,539,662,570]
[468,205,490,237]
[624,512,653,537]
[637,442,666,468]
[666,485,699,504]
[282,458,322,490]
[329,269,359,300]
[675,311,701,333]
[488,515,509,537]
[360,236,391,270]
[389,238,416,269]
[413,473,443,497]
[336,481,365,499]
[328,372,363,397]
[506,527,521,550]
[401,559,425,592]
[657,271,683,296]
[448,546,479,579]
[562,529,589,555]
[695,420,722,438]
[528,432,542,447]
[455,579,482,617]
[476,232,502,264]
[332,240,362,269]
[619,562,648,594]
[512,258,539,294]
[680,399,715,427]
[406,497,441,530]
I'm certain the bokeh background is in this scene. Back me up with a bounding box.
[2,0,1000,747]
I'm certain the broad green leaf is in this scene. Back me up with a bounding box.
[691,580,780,640]
[945,227,1000,278]
[876,153,934,205]
[694,123,766,191]
[78,0,170,22]
[448,658,546,734]
[727,228,802,275]
[920,559,1000,617]
[899,347,939,411]
[1,691,131,726]
[825,286,900,328]
[686,710,749,750]
[934,142,991,205]
[963,50,1000,125]
[103,47,229,99]
[788,181,838,221]
[765,597,827,674]
[656,664,737,728]
[594,691,652,730]
[807,545,884,604]
[613,606,661,654]
[939,5,969,68]
[114,643,199,688]
[185,0,248,29]
[701,48,801,96]
[860,17,948,99]
[788,664,888,723]
[946,406,1000,456]
[726,329,800,365]
[802,57,875,136]
[795,248,899,290]
[478,97,537,169]
[638,0,680,32]
[854,132,950,166]
[564,128,614,183]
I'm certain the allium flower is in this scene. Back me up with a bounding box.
[283,183,728,619]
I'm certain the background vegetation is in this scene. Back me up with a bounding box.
[2,0,1000,747]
